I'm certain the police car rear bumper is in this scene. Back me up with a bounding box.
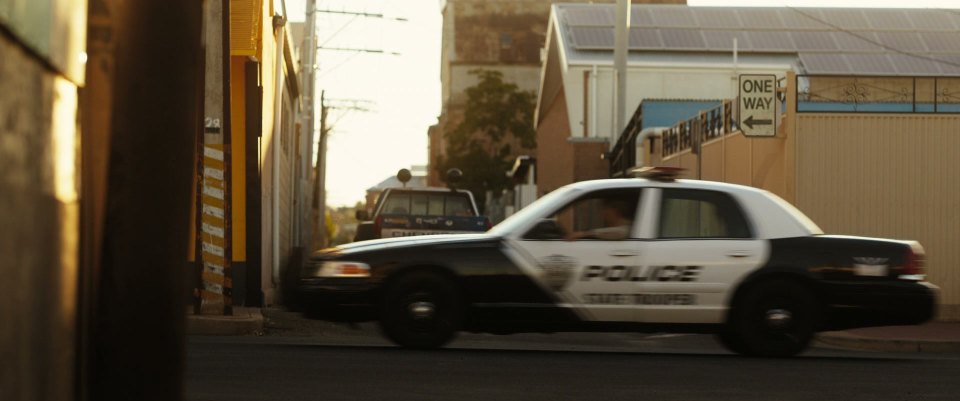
[296,277,379,321]
[821,280,939,330]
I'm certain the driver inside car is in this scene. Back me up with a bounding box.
[566,198,634,241]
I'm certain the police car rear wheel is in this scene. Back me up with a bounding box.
[715,330,748,355]
[380,272,462,349]
[735,279,817,357]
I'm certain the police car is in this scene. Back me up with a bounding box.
[298,168,938,357]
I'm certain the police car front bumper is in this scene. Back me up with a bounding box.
[821,280,939,330]
[296,277,379,321]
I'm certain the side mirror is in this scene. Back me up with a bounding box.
[524,219,565,240]
[355,210,370,221]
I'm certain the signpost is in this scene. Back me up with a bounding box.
[738,74,777,137]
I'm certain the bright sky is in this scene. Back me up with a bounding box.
[286,0,956,207]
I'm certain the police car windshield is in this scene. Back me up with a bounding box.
[488,187,581,236]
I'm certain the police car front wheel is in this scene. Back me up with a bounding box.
[380,272,462,349]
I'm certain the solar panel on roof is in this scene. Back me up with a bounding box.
[799,54,851,74]
[908,11,959,31]
[780,8,827,30]
[630,8,655,27]
[889,54,943,75]
[844,54,897,75]
[931,55,960,75]
[693,9,742,29]
[654,7,698,28]
[734,9,785,30]
[919,32,960,53]
[658,28,706,50]
[556,5,960,76]
[702,30,749,51]
[565,7,614,27]
[570,27,613,49]
[832,31,883,52]
[874,32,926,53]
[819,9,872,30]
[744,31,795,51]
[791,31,838,51]
[865,10,915,30]
[629,28,663,50]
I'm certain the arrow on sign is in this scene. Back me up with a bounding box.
[743,115,772,129]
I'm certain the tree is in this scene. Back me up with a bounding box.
[435,69,536,213]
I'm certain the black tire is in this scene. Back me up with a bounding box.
[379,272,462,349]
[732,279,818,357]
[715,330,747,355]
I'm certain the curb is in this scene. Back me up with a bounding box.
[816,332,960,353]
[186,308,264,336]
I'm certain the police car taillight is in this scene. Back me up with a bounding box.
[483,217,492,231]
[899,246,926,281]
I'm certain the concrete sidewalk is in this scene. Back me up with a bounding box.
[186,307,264,336]
[817,322,960,353]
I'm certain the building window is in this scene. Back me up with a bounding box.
[500,33,513,49]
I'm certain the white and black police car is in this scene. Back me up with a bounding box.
[298,168,938,357]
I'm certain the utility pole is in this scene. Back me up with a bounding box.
[614,0,630,138]
[313,92,373,250]
[315,91,329,249]
[309,6,396,250]
[301,0,318,253]
[194,0,233,316]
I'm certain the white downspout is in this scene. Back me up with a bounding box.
[732,37,739,100]
[272,21,286,285]
[591,65,598,138]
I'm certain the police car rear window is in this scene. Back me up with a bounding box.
[382,191,475,217]
[658,189,752,239]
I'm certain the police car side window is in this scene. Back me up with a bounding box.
[524,189,641,240]
[658,189,751,239]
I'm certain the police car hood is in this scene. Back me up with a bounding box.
[322,234,495,256]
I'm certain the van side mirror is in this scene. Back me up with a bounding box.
[355,210,369,221]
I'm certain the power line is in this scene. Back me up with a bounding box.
[315,8,408,22]
[318,46,400,55]
[319,14,361,48]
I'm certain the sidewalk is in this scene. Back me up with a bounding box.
[186,307,264,336]
[817,322,960,353]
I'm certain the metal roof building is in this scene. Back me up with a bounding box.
[555,5,960,75]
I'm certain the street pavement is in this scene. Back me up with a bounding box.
[187,307,960,353]
[185,309,960,401]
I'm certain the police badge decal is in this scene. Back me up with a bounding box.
[539,254,577,291]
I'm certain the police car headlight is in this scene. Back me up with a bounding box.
[308,261,371,278]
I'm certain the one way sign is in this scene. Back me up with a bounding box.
[738,74,777,137]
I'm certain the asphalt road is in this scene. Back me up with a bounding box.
[186,310,960,401]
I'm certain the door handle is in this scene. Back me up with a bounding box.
[610,251,638,257]
[727,250,752,258]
